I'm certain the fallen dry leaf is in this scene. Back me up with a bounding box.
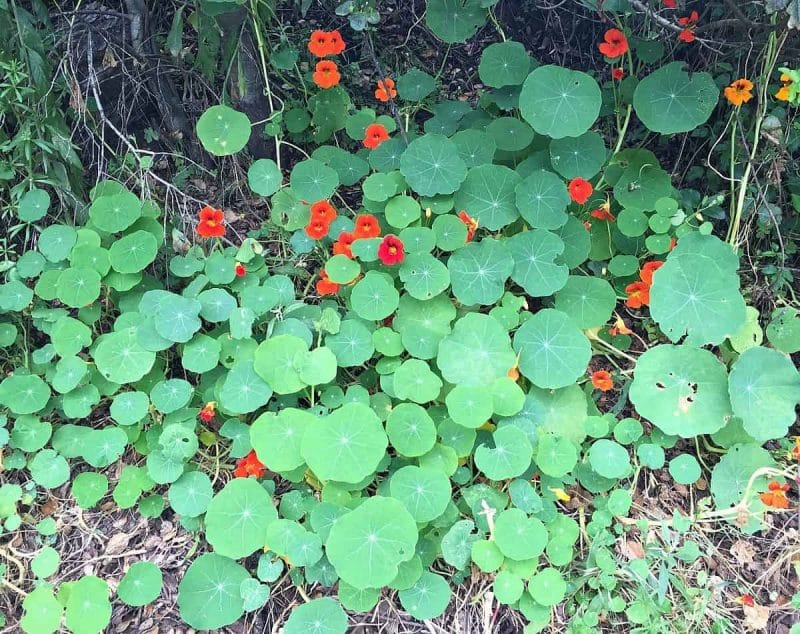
[105,532,131,556]
[618,538,646,560]
[730,539,756,565]
[742,603,770,630]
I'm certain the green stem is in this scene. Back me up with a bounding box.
[249,0,282,171]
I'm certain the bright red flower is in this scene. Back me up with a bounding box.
[591,370,614,392]
[234,262,246,277]
[639,260,664,285]
[234,450,266,479]
[353,214,381,239]
[375,78,397,102]
[305,218,330,240]
[308,30,331,58]
[625,281,651,309]
[611,68,625,80]
[332,231,355,259]
[760,480,790,509]
[310,200,337,224]
[316,269,339,296]
[678,11,699,42]
[590,200,615,222]
[377,234,404,266]
[198,401,216,423]
[663,0,677,8]
[363,123,390,150]
[735,594,755,607]
[326,30,346,55]
[598,28,629,59]
[197,206,226,238]
[313,60,340,89]
[568,178,593,205]
[458,210,479,242]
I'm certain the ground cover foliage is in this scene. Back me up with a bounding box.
[1,0,800,632]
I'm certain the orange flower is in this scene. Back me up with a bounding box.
[353,213,381,239]
[790,437,800,461]
[326,30,346,55]
[639,260,664,285]
[678,11,699,43]
[663,0,677,8]
[775,73,792,101]
[375,78,397,102]
[332,231,355,259]
[568,178,593,205]
[234,262,246,277]
[724,78,754,107]
[308,30,331,58]
[363,123,390,150]
[313,60,340,89]
[234,450,266,479]
[590,199,615,222]
[609,315,633,336]
[316,269,339,296]
[669,236,677,251]
[611,68,625,81]
[310,200,337,224]
[197,206,226,238]
[591,370,614,392]
[507,352,521,382]
[625,281,651,309]
[458,210,479,242]
[598,28,629,59]
[198,401,216,423]
[377,234,404,266]
[305,218,330,240]
[734,594,755,607]
[759,480,790,509]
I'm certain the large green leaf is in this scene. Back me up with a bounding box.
[196,105,251,156]
[400,134,468,196]
[453,164,521,230]
[515,170,571,229]
[507,230,568,297]
[520,66,601,138]
[633,62,718,134]
[447,238,513,306]
[178,554,249,630]
[426,0,487,44]
[478,40,530,88]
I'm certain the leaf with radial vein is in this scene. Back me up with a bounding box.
[94,327,156,384]
[284,598,347,634]
[507,230,568,297]
[549,131,607,180]
[515,170,571,229]
[351,271,399,321]
[520,66,601,139]
[326,496,418,589]
[478,40,531,88]
[219,360,272,414]
[474,425,532,480]
[426,0,487,44]
[630,344,732,437]
[301,403,388,483]
[447,238,513,306]
[400,134,467,196]
[650,233,746,346]
[728,346,800,442]
[399,253,450,300]
[251,408,314,472]
[178,554,249,630]
[513,309,591,389]
[554,276,616,328]
[390,465,451,522]
[453,165,521,230]
[394,294,456,360]
[109,231,158,273]
[204,478,278,559]
[437,312,516,387]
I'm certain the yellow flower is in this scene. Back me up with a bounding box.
[549,487,571,502]
[724,78,754,107]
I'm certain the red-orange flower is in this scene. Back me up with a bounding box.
[735,594,756,607]
[313,60,341,89]
[375,78,397,102]
[790,437,800,461]
[678,11,699,42]
[308,30,331,57]
[363,123,390,150]
[197,206,226,239]
[198,401,216,423]
[458,210,479,242]
[326,30,346,55]
[669,236,677,251]
[590,200,615,222]
[234,450,266,479]
[663,0,677,8]
[591,370,614,392]
[724,78,754,107]
[235,262,246,277]
[568,178,593,205]
[639,260,664,285]
[377,234,404,266]
[598,28,629,59]
[316,268,339,296]
[611,68,625,81]
[759,481,790,509]
[625,281,651,309]
[310,200,337,224]
[609,316,633,336]
[354,214,381,239]
[332,231,355,259]
[305,218,330,240]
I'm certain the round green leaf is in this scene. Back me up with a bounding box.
[474,425,532,480]
[669,454,701,485]
[549,131,607,180]
[630,344,732,437]
[528,567,566,606]
[766,307,800,353]
[399,253,450,300]
[536,434,578,478]
[487,117,535,152]
[251,408,314,473]
[108,230,158,273]
[520,66,601,139]
[31,546,60,579]
[513,309,591,389]
[88,191,141,233]
[452,129,497,168]
[351,272,399,321]
[515,170,571,229]
[196,105,251,156]
[18,187,50,222]
[248,158,282,196]
[454,164,521,230]
[178,554,249,630]
[65,576,111,634]
[56,267,101,308]
[0,374,51,415]
[393,358,443,403]
[289,159,339,202]
[426,0,487,44]
[325,319,374,367]
[284,597,347,634]
[220,360,273,414]
[553,276,616,329]
[494,508,547,560]
[398,572,451,620]
[400,134,467,196]
[386,403,436,457]
[168,471,213,518]
[253,334,308,394]
[110,391,149,425]
[71,472,108,509]
[507,230,568,297]
[397,68,436,101]
[118,561,163,607]
[479,40,530,87]
[390,465,451,522]
[589,439,630,479]
[447,238,513,306]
